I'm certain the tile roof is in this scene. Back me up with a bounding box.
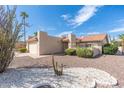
[27,36,38,43]
[61,37,69,42]
[79,34,107,42]
[61,37,80,43]
[27,34,107,43]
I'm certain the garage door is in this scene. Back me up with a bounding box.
[29,42,38,54]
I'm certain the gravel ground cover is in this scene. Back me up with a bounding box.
[0,67,118,88]
[10,55,124,87]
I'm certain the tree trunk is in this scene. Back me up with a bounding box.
[122,40,124,54]
[24,18,26,47]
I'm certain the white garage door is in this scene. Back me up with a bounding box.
[29,42,38,54]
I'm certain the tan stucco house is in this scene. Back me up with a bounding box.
[27,31,109,56]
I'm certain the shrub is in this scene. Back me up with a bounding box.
[76,48,84,57]
[65,48,76,55]
[0,6,22,73]
[76,47,93,58]
[102,43,118,55]
[19,48,27,53]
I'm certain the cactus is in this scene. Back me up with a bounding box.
[52,55,63,76]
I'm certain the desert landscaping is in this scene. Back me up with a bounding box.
[1,5,124,88]
[6,54,123,88]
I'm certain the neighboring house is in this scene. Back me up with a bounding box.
[62,34,109,48]
[15,41,26,49]
[27,31,109,56]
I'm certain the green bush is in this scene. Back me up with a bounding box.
[65,48,76,55]
[102,43,118,55]
[76,47,93,58]
[76,48,84,57]
[19,48,27,53]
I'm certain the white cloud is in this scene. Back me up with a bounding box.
[87,32,100,35]
[109,27,124,33]
[61,14,70,21]
[117,19,124,23]
[62,5,102,28]
[57,31,72,37]
[79,32,85,35]
[108,19,124,33]
[116,19,124,27]
[79,31,100,36]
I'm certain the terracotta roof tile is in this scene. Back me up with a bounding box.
[27,36,38,43]
[62,37,69,42]
[27,34,107,43]
[79,34,107,42]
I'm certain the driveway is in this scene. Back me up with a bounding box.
[15,52,48,58]
[10,54,124,87]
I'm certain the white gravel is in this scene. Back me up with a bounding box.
[0,68,117,88]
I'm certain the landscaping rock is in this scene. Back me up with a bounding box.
[65,68,118,86]
[32,83,55,88]
[77,76,96,88]
[0,67,118,88]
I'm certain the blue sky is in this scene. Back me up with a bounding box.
[16,5,124,39]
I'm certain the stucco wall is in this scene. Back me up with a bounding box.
[116,47,123,55]
[100,38,108,45]
[28,32,108,56]
[38,31,64,55]
[68,34,76,48]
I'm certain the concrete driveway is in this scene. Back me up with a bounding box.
[15,52,49,58]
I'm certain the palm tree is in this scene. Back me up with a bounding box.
[34,32,37,36]
[20,12,29,45]
[119,34,124,54]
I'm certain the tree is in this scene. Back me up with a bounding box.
[34,32,37,36]
[20,11,29,45]
[119,34,124,54]
[111,36,118,46]
[0,6,22,73]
